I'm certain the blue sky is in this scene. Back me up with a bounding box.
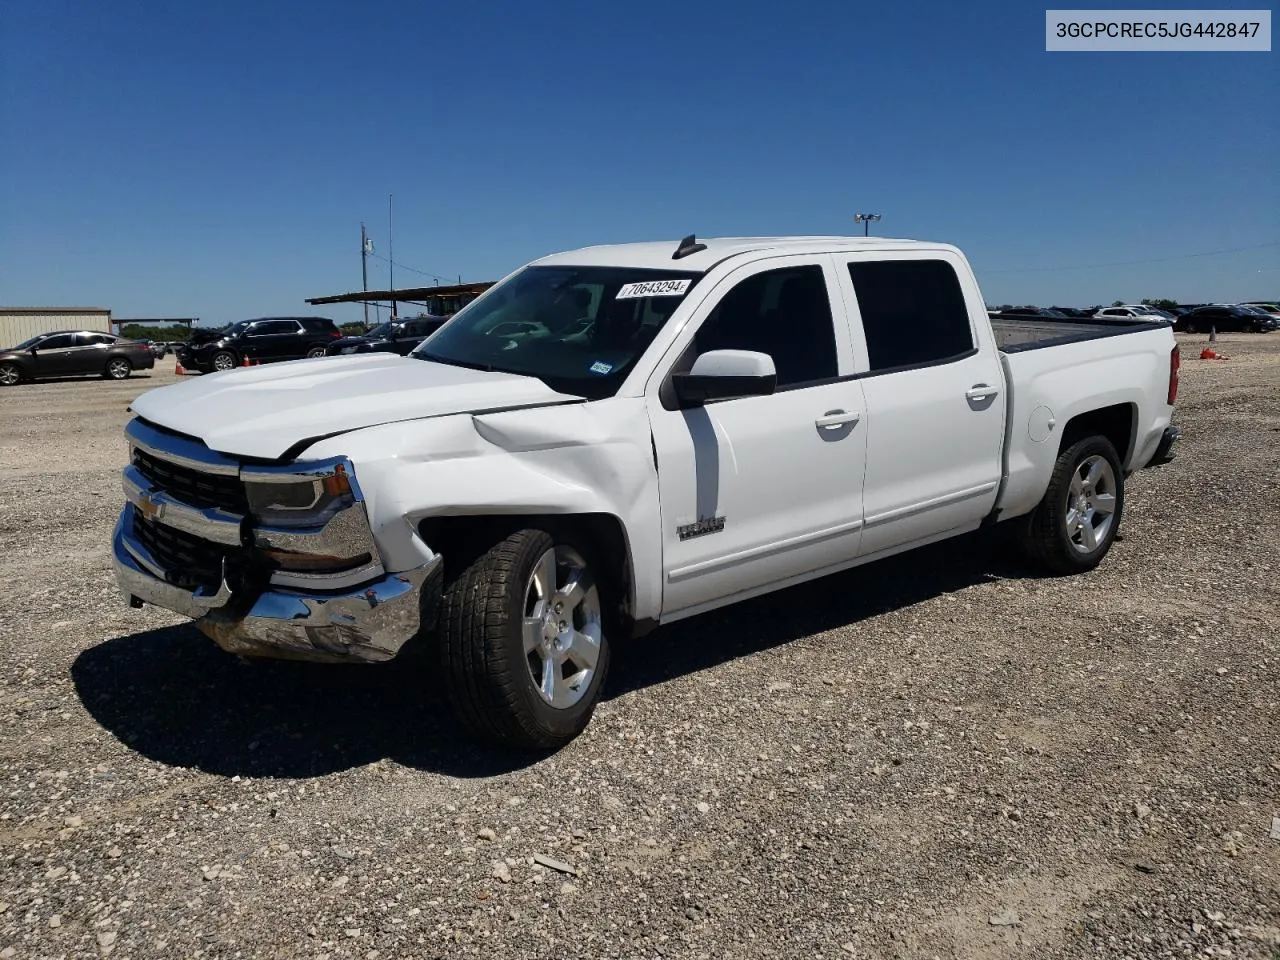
[1,0,1276,327]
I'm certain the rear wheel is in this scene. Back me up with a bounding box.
[438,528,610,749]
[305,346,326,359]
[104,358,132,380]
[1018,436,1125,575]
[0,362,22,387]
[211,350,236,372]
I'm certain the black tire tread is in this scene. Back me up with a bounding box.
[1018,435,1124,576]
[439,529,605,749]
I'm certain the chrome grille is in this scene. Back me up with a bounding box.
[131,448,248,513]
[131,513,242,591]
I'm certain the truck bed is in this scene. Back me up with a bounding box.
[991,315,1164,353]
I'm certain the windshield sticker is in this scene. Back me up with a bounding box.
[616,279,691,299]
[589,361,613,375]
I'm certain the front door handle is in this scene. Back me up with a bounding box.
[815,409,861,429]
[965,384,1000,402]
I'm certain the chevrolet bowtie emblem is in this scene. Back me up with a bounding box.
[136,492,166,521]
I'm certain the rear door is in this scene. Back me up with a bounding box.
[648,255,868,616]
[833,254,1006,559]
[67,332,114,374]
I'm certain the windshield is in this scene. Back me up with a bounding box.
[413,265,703,399]
[13,334,48,350]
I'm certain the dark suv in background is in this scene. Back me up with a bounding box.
[178,317,341,372]
[325,315,447,357]
[1174,305,1277,334]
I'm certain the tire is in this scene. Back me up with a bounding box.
[305,346,326,359]
[1017,435,1125,575]
[1183,323,1197,334]
[0,362,22,387]
[211,350,237,372]
[104,358,132,380]
[439,527,611,749]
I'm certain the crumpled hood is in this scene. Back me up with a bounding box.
[129,354,581,460]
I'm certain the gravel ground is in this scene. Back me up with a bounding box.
[0,337,1277,960]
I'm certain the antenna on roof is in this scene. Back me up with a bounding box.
[672,234,708,260]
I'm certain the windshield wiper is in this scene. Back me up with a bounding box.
[415,351,495,373]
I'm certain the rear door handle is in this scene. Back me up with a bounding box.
[815,409,860,429]
[965,384,999,402]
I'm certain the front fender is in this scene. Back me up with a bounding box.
[302,398,663,622]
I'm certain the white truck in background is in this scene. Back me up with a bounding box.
[112,235,1180,748]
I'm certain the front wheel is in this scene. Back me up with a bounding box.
[438,528,610,748]
[104,358,132,380]
[211,350,237,372]
[1017,436,1125,575]
[0,362,22,387]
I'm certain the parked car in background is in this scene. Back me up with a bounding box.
[1174,305,1277,333]
[177,317,342,372]
[1094,305,1172,324]
[1049,307,1098,319]
[326,315,448,357]
[992,306,1072,319]
[0,330,156,386]
[1240,302,1280,318]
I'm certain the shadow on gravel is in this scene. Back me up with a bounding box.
[607,528,1037,698]
[70,625,536,780]
[72,529,1036,780]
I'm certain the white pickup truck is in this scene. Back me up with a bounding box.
[112,235,1180,747]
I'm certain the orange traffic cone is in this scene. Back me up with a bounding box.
[242,355,251,367]
[175,358,186,375]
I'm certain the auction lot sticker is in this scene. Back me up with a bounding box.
[617,279,692,299]
[1046,9,1271,50]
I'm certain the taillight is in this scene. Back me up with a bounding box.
[1167,345,1180,405]
[329,331,341,338]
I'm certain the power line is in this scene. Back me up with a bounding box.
[367,251,454,285]
[983,240,1280,274]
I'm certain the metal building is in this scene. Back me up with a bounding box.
[0,307,112,345]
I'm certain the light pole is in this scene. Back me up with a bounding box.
[854,213,882,237]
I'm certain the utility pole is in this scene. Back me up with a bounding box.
[854,213,882,237]
[388,194,396,321]
[360,222,370,328]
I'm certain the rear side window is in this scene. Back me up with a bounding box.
[299,318,337,333]
[848,260,974,372]
[254,320,301,335]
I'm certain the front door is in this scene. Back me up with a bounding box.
[648,256,868,618]
[243,320,298,361]
[31,333,78,376]
[833,254,1006,558]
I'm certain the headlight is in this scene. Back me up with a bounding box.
[244,463,355,528]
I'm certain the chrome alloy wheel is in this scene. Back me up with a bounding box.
[106,358,131,379]
[212,352,236,371]
[0,364,19,386]
[521,546,602,709]
[1065,454,1117,554]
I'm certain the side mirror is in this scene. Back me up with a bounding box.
[671,350,777,408]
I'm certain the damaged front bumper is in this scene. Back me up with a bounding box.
[112,506,442,663]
